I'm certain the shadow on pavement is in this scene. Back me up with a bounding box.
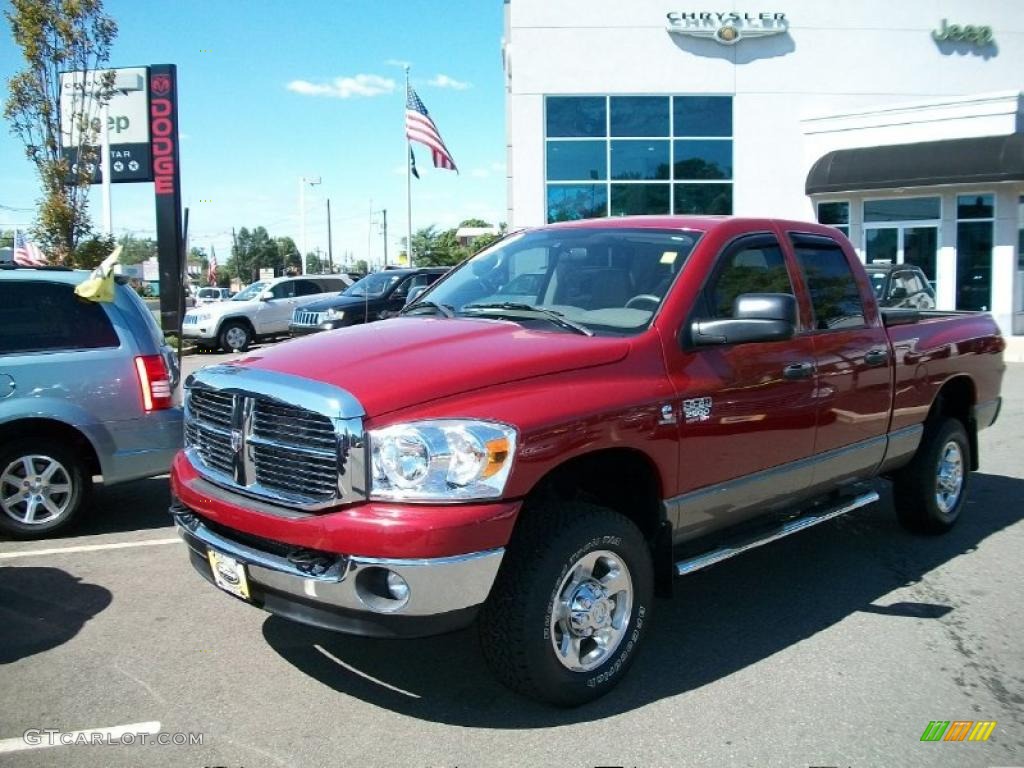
[0,566,112,664]
[262,472,1024,726]
[82,475,174,536]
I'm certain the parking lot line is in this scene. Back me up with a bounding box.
[0,721,161,753]
[0,538,180,560]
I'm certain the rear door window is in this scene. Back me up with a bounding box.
[0,280,119,353]
[790,235,867,330]
[293,279,323,297]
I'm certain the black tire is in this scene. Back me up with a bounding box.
[0,438,91,539]
[218,320,252,353]
[478,501,653,706]
[893,418,971,535]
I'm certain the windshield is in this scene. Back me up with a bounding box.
[232,282,267,301]
[342,272,403,297]
[197,288,220,299]
[412,227,701,335]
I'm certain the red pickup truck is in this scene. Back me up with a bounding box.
[172,216,1004,706]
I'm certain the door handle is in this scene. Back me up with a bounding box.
[864,348,889,366]
[783,362,815,380]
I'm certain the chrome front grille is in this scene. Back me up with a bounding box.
[183,366,366,511]
[292,309,324,326]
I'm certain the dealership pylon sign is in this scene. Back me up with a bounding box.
[59,64,184,332]
[60,67,153,183]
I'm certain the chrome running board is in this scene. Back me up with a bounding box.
[675,490,880,576]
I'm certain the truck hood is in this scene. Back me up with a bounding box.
[233,317,631,418]
[186,298,258,319]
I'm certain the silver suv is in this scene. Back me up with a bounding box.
[182,274,351,352]
[0,266,183,538]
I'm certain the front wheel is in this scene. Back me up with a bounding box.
[218,321,252,353]
[478,502,653,706]
[893,417,971,534]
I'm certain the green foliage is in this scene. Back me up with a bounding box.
[408,221,502,267]
[118,232,157,264]
[458,218,492,228]
[352,259,368,275]
[305,252,325,274]
[276,236,300,273]
[4,0,118,261]
[71,232,115,269]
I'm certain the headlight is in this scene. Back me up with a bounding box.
[369,419,516,501]
[324,308,344,320]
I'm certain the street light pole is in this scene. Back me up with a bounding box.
[299,175,321,274]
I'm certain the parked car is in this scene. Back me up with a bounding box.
[289,267,447,335]
[867,263,936,309]
[182,274,351,352]
[0,265,182,538]
[194,287,233,307]
[170,217,1003,705]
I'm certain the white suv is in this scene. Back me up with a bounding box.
[183,275,351,352]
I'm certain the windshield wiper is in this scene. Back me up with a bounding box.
[461,302,592,336]
[401,300,455,318]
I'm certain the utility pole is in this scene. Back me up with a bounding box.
[326,198,334,272]
[382,209,388,267]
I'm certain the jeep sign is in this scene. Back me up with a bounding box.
[59,67,153,183]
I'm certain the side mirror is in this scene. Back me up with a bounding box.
[690,293,797,346]
[405,285,428,306]
[259,290,274,301]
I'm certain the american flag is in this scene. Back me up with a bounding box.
[405,87,458,172]
[207,246,218,285]
[12,231,47,267]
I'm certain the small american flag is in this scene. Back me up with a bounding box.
[13,231,47,267]
[207,246,218,285]
[405,87,457,172]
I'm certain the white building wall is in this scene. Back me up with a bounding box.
[505,0,1024,333]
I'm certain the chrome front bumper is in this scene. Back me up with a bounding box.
[174,509,504,637]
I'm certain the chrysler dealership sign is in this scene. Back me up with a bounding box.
[666,11,788,45]
[59,67,153,183]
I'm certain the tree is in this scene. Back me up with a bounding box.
[118,232,156,264]
[352,259,368,275]
[305,252,324,274]
[71,232,115,269]
[275,236,300,273]
[4,0,118,262]
[458,218,492,228]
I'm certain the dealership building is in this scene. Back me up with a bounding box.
[502,0,1024,336]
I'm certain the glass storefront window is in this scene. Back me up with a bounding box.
[547,184,608,222]
[546,97,606,138]
[957,194,994,220]
[817,201,849,237]
[610,140,670,180]
[610,97,669,137]
[865,228,897,264]
[864,197,940,222]
[956,221,993,311]
[674,140,731,180]
[674,96,731,137]
[546,141,607,181]
[610,184,670,216]
[674,184,732,215]
[545,95,733,221]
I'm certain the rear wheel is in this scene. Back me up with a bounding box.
[478,501,653,706]
[0,439,91,538]
[893,418,970,534]
[218,321,252,353]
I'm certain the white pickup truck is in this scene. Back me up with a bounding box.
[182,274,350,352]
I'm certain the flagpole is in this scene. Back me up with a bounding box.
[405,65,413,267]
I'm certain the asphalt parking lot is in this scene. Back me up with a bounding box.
[0,353,1021,768]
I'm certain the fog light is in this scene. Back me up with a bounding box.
[386,571,409,601]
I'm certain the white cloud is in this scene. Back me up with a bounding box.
[385,59,412,69]
[428,73,471,90]
[470,168,490,178]
[286,74,396,99]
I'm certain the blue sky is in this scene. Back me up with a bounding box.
[0,0,507,266]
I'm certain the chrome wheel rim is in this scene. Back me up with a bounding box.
[549,549,633,672]
[0,455,73,525]
[935,440,964,515]
[224,326,248,350]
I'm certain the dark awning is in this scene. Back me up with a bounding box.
[806,133,1024,195]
